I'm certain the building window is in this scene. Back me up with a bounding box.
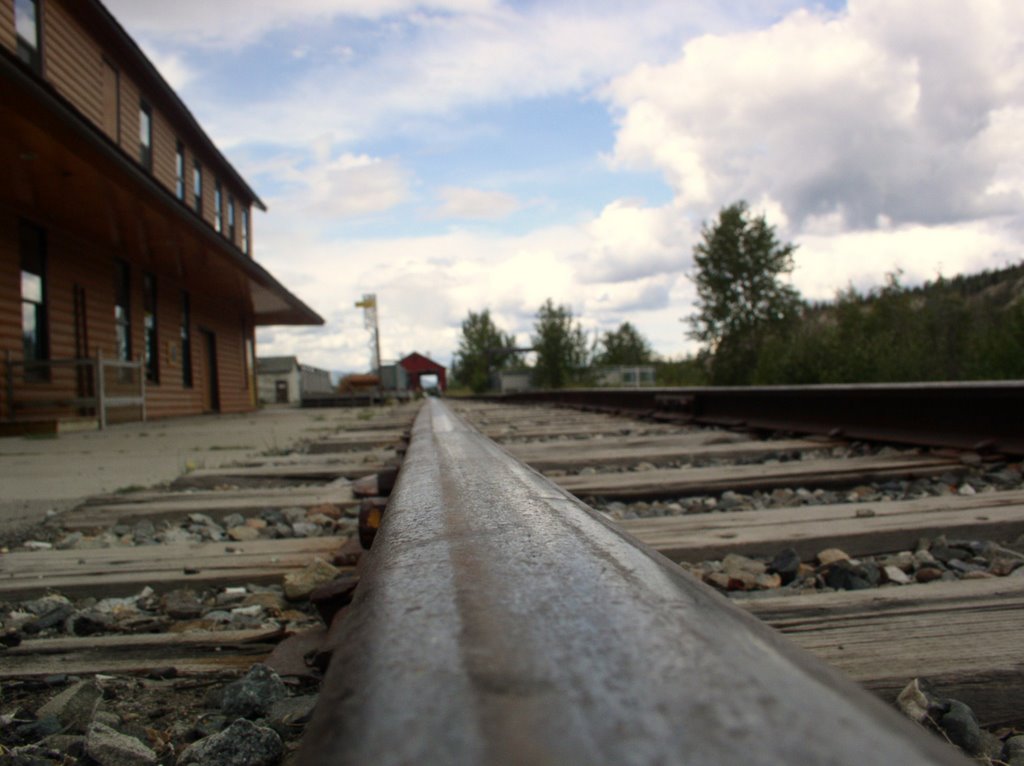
[139,100,153,172]
[20,220,48,380]
[241,208,249,254]
[143,273,158,383]
[214,180,223,233]
[175,141,185,200]
[227,195,235,242]
[14,0,40,73]
[193,161,203,215]
[181,291,193,388]
[114,259,131,362]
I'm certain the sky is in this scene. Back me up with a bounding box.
[105,0,1024,374]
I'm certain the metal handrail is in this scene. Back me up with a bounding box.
[3,350,146,429]
[298,398,968,765]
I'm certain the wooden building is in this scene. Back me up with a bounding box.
[399,352,447,393]
[0,0,322,427]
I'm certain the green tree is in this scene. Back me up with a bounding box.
[595,322,654,366]
[531,299,590,388]
[688,201,802,384]
[451,309,518,393]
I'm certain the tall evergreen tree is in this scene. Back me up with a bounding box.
[595,321,653,366]
[451,309,518,393]
[688,201,801,384]
[531,299,590,388]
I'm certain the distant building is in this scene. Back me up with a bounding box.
[257,356,300,404]
[1,0,321,429]
[595,366,656,387]
[495,368,532,394]
[256,356,331,404]
[399,352,447,393]
[378,362,409,393]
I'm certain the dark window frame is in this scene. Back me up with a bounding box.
[193,160,203,216]
[19,219,49,381]
[14,0,41,73]
[241,207,249,254]
[175,140,185,200]
[214,179,223,233]
[114,258,132,363]
[143,272,158,383]
[139,99,153,172]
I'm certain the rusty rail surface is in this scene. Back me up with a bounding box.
[299,398,968,765]
[490,381,1024,455]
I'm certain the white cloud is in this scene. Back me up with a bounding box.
[794,219,1022,300]
[103,0,499,49]
[606,0,1024,229]
[145,48,195,91]
[580,199,695,283]
[434,186,521,219]
[288,153,412,218]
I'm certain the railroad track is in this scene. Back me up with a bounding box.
[2,387,1022,764]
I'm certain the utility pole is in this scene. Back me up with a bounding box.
[355,294,381,374]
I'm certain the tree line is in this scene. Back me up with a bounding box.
[452,200,1024,391]
[451,301,654,393]
[688,201,1024,385]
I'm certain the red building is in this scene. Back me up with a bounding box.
[399,352,446,393]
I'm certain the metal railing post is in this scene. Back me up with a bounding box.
[139,356,146,422]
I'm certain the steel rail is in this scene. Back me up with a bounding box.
[490,381,1024,454]
[299,398,968,765]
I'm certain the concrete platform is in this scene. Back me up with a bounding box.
[0,403,418,542]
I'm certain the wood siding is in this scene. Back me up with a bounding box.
[0,209,254,420]
[41,1,105,128]
[0,1,14,52]
[0,0,283,421]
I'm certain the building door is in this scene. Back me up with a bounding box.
[275,380,288,403]
[199,329,219,412]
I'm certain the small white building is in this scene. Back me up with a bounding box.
[595,366,656,387]
[257,356,301,404]
[257,356,333,404]
[495,369,533,394]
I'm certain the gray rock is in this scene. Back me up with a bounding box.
[132,520,156,544]
[223,513,246,529]
[15,714,62,742]
[767,548,801,585]
[268,694,317,739]
[228,526,262,542]
[221,664,287,719]
[882,565,911,585]
[939,700,984,755]
[290,522,321,538]
[177,718,282,766]
[65,610,114,637]
[282,507,308,524]
[55,532,84,550]
[40,733,86,757]
[162,590,204,620]
[36,680,102,733]
[1004,735,1024,766]
[85,721,157,766]
[721,553,765,577]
